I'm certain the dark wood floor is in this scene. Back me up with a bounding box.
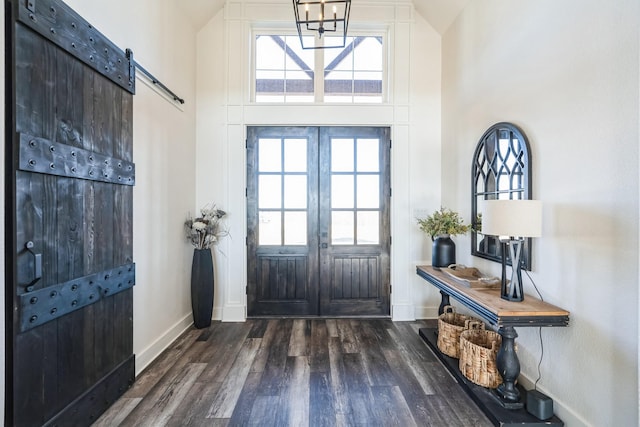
[93,319,491,427]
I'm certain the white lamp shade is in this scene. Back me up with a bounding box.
[480,200,542,238]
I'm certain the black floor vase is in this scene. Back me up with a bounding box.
[191,248,214,329]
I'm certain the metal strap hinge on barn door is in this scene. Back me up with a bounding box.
[18,0,135,92]
[19,263,136,332]
[18,133,136,185]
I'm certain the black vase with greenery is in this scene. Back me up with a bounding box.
[417,207,470,269]
[432,235,456,268]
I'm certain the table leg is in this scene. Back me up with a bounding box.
[438,290,450,315]
[494,326,524,409]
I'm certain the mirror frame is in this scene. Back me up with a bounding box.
[471,122,533,270]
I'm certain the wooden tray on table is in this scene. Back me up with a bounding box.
[441,265,500,289]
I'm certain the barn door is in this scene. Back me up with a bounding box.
[5,0,136,425]
[246,126,390,317]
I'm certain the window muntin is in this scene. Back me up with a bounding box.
[324,36,383,103]
[330,137,382,245]
[258,137,309,245]
[255,35,315,103]
[254,33,384,103]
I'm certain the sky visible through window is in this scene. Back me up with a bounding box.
[255,35,383,103]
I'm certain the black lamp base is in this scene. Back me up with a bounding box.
[501,239,525,302]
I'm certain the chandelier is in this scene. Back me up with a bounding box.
[292,0,351,49]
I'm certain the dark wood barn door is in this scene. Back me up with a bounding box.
[246,126,390,317]
[5,0,136,425]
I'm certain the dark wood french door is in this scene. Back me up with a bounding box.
[247,126,390,317]
[5,0,136,425]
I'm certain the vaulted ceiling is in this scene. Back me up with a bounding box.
[179,0,471,35]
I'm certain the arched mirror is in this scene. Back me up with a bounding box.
[471,122,532,269]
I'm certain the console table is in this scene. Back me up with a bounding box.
[416,265,569,426]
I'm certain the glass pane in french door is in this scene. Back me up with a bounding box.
[330,137,381,245]
[257,137,308,246]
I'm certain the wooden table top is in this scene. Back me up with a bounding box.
[417,265,569,327]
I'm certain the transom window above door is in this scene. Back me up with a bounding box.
[253,34,385,103]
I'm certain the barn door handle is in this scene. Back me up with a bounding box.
[25,241,42,287]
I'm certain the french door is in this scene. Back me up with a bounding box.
[247,126,390,316]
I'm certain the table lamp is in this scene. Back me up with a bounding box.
[480,200,542,301]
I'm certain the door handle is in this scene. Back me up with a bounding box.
[25,241,42,290]
[320,232,328,249]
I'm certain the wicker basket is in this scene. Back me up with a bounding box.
[437,305,483,358]
[459,325,503,389]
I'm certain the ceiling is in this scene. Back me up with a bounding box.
[179,0,471,35]
[412,0,471,34]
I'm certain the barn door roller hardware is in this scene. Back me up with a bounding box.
[126,49,185,105]
[18,0,184,103]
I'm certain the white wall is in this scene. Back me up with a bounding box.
[441,0,639,425]
[196,10,233,320]
[195,0,445,322]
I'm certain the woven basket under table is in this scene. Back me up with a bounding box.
[437,305,483,358]
[459,327,503,389]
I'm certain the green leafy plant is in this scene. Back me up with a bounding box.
[416,207,471,240]
[473,212,482,234]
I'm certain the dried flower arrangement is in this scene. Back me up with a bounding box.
[184,204,228,249]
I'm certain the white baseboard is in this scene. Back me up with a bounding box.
[414,305,439,319]
[135,313,193,376]
[391,303,415,321]
[517,375,589,427]
[222,304,246,322]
